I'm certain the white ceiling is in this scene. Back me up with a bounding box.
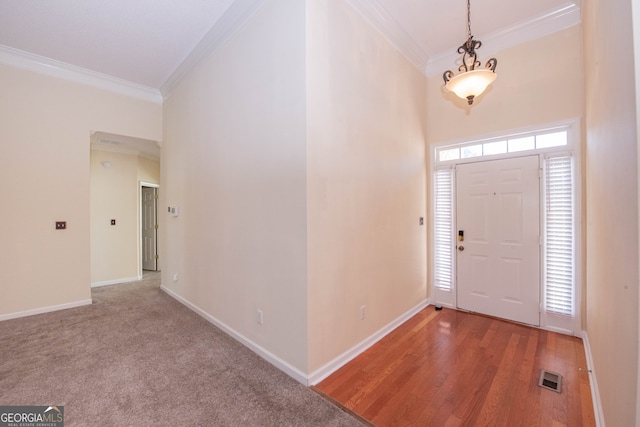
[0,0,580,91]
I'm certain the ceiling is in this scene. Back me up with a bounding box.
[0,0,580,91]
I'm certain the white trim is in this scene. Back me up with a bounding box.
[91,276,141,288]
[140,182,160,188]
[426,4,581,76]
[541,324,575,336]
[0,299,92,322]
[344,0,428,72]
[160,285,309,385]
[160,0,269,99]
[161,284,429,387]
[0,44,162,104]
[582,331,605,427]
[308,299,430,385]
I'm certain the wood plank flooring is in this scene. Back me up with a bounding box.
[314,307,595,427]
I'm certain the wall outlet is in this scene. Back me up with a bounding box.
[360,305,366,320]
[173,273,178,281]
[257,309,264,325]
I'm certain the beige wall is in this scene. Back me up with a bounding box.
[138,156,160,184]
[583,0,639,425]
[306,0,428,373]
[0,64,162,317]
[90,150,138,283]
[90,150,160,284]
[162,0,309,372]
[426,25,584,144]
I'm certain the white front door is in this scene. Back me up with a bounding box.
[456,155,540,326]
[142,186,157,271]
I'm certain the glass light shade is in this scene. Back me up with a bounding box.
[445,69,497,104]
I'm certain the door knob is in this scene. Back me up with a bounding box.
[458,246,465,251]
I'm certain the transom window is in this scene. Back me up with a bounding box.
[436,129,568,163]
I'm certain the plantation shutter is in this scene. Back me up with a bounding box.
[434,168,454,290]
[544,155,574,315]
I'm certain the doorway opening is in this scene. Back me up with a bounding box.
[89,131,161,287]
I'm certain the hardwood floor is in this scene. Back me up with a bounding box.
[314,307,595,427]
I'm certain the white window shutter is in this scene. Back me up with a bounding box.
[434,168,454,290]
[544,155,574,315]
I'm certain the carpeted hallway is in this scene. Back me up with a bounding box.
[0,272,364,426]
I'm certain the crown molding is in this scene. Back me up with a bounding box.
[160,0,268,99]
[0,44,162,104]
[426,4,581,76]
[344,0,428,72]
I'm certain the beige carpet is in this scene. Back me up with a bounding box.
[0,273,364,426]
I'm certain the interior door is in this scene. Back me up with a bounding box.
[456,155,540,326]
[142,186,158,271]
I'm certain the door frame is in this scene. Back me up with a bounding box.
[429,119,583,336]
[140,181,160,276]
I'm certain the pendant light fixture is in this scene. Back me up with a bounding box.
[443,0,497,105]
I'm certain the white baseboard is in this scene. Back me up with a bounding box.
[582,331,605,427]
[0,299,93,322]
[160,285,429,387]
[307,298,430,386]
[161,285,429,387]
[91,276,141,288]
[160,285,309,385]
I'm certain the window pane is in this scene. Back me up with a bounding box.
[439,148,460,161]
[483,140,507,155]
[536,131,567,149]
[508,136,535,152]
[461,144,482,158]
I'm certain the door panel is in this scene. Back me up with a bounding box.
[142,186,157,271]
[456,156,540,326]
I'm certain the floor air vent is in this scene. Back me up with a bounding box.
[538,370,562,393]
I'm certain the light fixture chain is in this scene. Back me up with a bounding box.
[467,0,472,39]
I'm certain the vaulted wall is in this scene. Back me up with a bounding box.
[583,0,639,425]
[161,0,428,379]
[306,0,428,375]
[162,0,310,373]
